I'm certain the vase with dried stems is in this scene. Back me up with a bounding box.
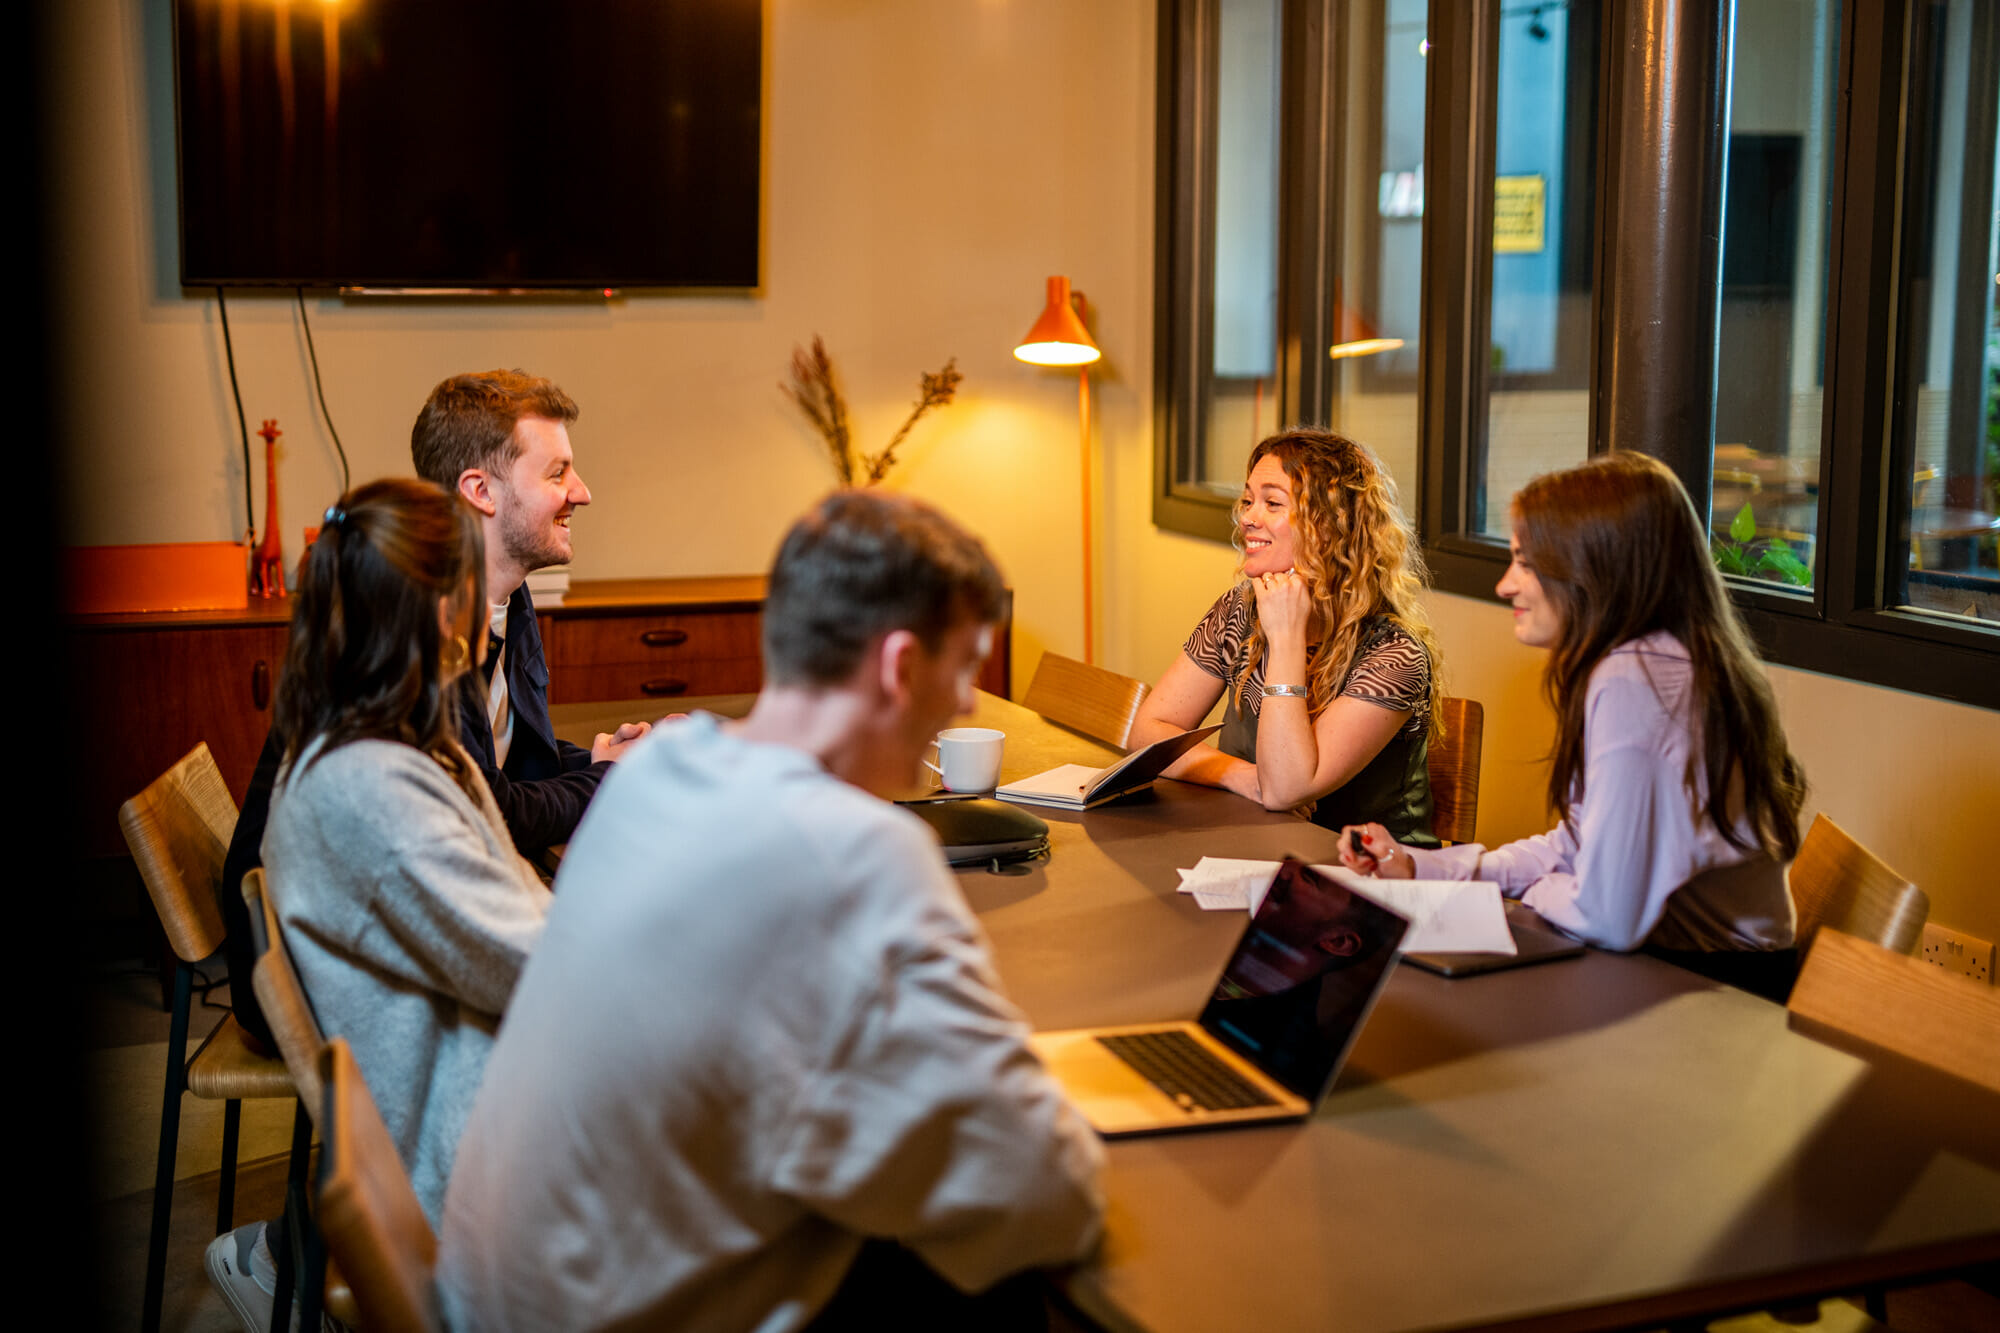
[784,336,962,486]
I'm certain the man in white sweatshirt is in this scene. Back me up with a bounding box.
[440,489,1104,1331]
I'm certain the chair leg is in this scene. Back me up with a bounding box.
[270,1101,313,1333]
[141,964,193,1333]
[297,1217,326,1333]
[217,1098,243,1234]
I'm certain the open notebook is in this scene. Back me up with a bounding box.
[997,725,1221,810]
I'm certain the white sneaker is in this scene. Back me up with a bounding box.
[205,1221,276,1333]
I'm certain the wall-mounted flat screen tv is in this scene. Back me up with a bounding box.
[174,0,762,290]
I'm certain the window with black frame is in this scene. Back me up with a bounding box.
[1710,0,1838,592]
[1469,0,1598,539]
[1155,0,1998,707]
[1153,0,1429,541]
[1887,0,2000,624]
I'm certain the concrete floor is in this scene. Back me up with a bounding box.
[90,960,308,1333]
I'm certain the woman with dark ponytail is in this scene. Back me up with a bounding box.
[263,478,551,1222]
[1338,453,1808,1000]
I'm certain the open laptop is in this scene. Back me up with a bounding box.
[1030,857,1410,1136]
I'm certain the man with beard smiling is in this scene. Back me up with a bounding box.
[407,368,651,846]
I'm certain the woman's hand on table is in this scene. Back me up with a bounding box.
[1338,823,1413,878]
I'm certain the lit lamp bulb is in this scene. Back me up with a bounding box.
[1014,276,1101,366]
[1328,294,1405,360]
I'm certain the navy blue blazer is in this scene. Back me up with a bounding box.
[457,581,609,851]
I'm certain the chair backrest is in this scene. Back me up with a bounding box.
[1022,652,1152,750]
[1427,697,1485,846]
[1788,813,1928,957]
[244,868,329,1117]
[1788,927,2000,1095]
[318,1038,441,1333]
[118,742,240,964]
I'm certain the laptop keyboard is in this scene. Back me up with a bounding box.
[1097,1029,1279,1113]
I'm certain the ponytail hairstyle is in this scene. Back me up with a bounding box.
[274,478,487,793]
[1512,452,1807,859]
[1234,428,1443,737]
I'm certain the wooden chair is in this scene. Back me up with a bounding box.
[318,1037,443,1333]
[245,866,336,1331]
[1789,927,2000,1096]
[120,743,296,1333]
[1427,697,1484,845]
[1022,652,1151,750]
[1787,813,1929,958]
[245,867,327,1117]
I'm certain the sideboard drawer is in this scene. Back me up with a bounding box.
[549,658,763,704]
[542,609,762,703]
[543,609,761,665]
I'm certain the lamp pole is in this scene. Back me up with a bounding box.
[1014,274,1104,665]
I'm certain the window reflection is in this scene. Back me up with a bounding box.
[1200,0,1284,495]
[1711,0,1836,591]
[1893,0,2000,622]
[1334,0,1425,517]
[1474,0,1598,538]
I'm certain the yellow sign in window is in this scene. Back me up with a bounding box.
[1494,175,1546,254]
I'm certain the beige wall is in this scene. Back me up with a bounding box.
[47,0,1158,692]
[50,1,1997,947]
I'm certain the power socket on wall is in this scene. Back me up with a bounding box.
[1920,922,1995,985]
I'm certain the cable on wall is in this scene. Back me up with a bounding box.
[296,288,351,492]
[216,287,255,537]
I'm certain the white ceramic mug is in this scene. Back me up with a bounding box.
[925,727,1005,792]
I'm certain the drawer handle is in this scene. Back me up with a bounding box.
[252,660,271,710]
[640,629,689,647]
[640,678,689,697]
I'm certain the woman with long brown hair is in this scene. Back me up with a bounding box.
[1130,428,1443,843]
[1339,453,1807,997]
[212,478,554,1329]
[266,481,550,1206]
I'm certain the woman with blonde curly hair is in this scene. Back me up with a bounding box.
[1130,428,1443,844]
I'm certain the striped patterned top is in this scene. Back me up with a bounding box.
[1183,587,1429,734]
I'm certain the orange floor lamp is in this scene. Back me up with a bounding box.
[1014,275,1103,663]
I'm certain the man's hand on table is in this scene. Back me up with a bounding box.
[592,720,654,763]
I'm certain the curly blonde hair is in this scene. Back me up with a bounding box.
[1234,429,1443,738]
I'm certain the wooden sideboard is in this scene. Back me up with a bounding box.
[68,576,1012,859]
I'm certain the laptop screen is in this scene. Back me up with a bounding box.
[1198,857,1411,1100]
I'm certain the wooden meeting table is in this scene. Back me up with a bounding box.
[553,691,2000,1332]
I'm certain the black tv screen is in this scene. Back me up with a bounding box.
[174,0,762,290]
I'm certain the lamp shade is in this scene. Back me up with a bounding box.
[1015,275,1101,366]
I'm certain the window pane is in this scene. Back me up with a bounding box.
[1333,0,1425,521]
[1200,0,1285,496]
[1711,0,1837,592]
[1474,0,1598,538]
[1893,0,2000,625]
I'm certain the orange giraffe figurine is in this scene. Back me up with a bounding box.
[250,419,286,598]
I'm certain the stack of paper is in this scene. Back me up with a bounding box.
[1174,856,1515,955]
